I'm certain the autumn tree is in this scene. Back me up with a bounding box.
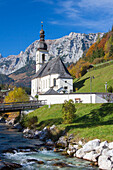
[4,87,29,121]
[68,59,90,78]
[4,87,29,103]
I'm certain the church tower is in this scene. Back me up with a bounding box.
[36,22,49,72]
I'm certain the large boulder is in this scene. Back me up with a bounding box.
[67,143,78,156]
[109,142,113,149]
[6,118,15,125]
[67,148,76,156]
[102,148,113,157]
[34,130,42,138]
[95,146,104,154]
[95,141,109,155]
[83,151,100,162]
[68,143,78,150]
[98,155,112,170]
[75,148,85,158]
[23,127,30,133]
[100,141,109,148]
[56,136,68,148]
[39,127,50,141]
[23,128,35,138]
[50,125,56,131]
[83,139,100,152]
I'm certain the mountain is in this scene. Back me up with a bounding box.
[0,32,104,75]
[68,29,113,79]
[0,74,14,84]
[9,60,35,87]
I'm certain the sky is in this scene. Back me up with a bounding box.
[0,0,113,57]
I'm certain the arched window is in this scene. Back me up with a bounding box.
[42,54,45,63]
[53,78,56,86]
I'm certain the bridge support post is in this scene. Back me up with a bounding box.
[19,110,22,122]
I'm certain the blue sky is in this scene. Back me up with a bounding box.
[0,0,113,57]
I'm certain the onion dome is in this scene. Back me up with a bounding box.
[37,22,47,50]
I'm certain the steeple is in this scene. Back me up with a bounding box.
[36,22,49,72]
[37,22,47,50]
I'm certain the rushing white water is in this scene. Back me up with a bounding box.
[0,123,99,170]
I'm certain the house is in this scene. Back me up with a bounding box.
[31,24,73,97]
[0,89,10,103]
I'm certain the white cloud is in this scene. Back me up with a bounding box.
[49,0,113,32]
[79,0,113,9]
[55,0,79,19]
[31,0,113,32]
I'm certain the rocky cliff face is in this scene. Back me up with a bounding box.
[0,32,104,75]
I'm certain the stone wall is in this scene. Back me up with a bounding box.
[39,93,110,104]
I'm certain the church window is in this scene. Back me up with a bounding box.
[64,86,68,89]
[53,78,56,86]
[65,81,67,83]
[42,54,45,63]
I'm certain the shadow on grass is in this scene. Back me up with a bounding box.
[73,77,89,91]
[37,118,63,130]
[65,103,113,132]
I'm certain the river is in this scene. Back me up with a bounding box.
[0,123,99,170]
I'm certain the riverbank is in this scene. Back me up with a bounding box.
[0,123,98,170]
[22,125,113,170]
[1,103,113,169]
[22,103,113,142]
[20,103,113,169]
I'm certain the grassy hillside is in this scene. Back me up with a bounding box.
[23,103,113,142]
[74,63,113,93]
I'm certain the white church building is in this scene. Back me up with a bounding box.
[31,25,73,97]
[31,24,113,104]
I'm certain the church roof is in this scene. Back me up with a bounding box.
[44,88,58,95]
[32,57,72,79]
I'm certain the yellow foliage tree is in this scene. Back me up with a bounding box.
[104,53,109,61]
[4,87,29,103]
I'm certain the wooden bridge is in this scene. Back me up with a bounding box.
[0,100,47,114]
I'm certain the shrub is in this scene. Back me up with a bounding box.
[35,94,38,100]
[108,86,113,93]
[62,99,76,124]
[21,115,38,129]
[93,57,105,64]
[27,116,38,129]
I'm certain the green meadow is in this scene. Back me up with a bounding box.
[74,63,113,93]
[23,103,113,142]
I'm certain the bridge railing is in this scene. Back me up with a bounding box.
[0,100,47,108]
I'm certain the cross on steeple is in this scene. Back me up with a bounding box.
[41,21,43,29]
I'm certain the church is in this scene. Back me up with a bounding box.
[31,25,73,97]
